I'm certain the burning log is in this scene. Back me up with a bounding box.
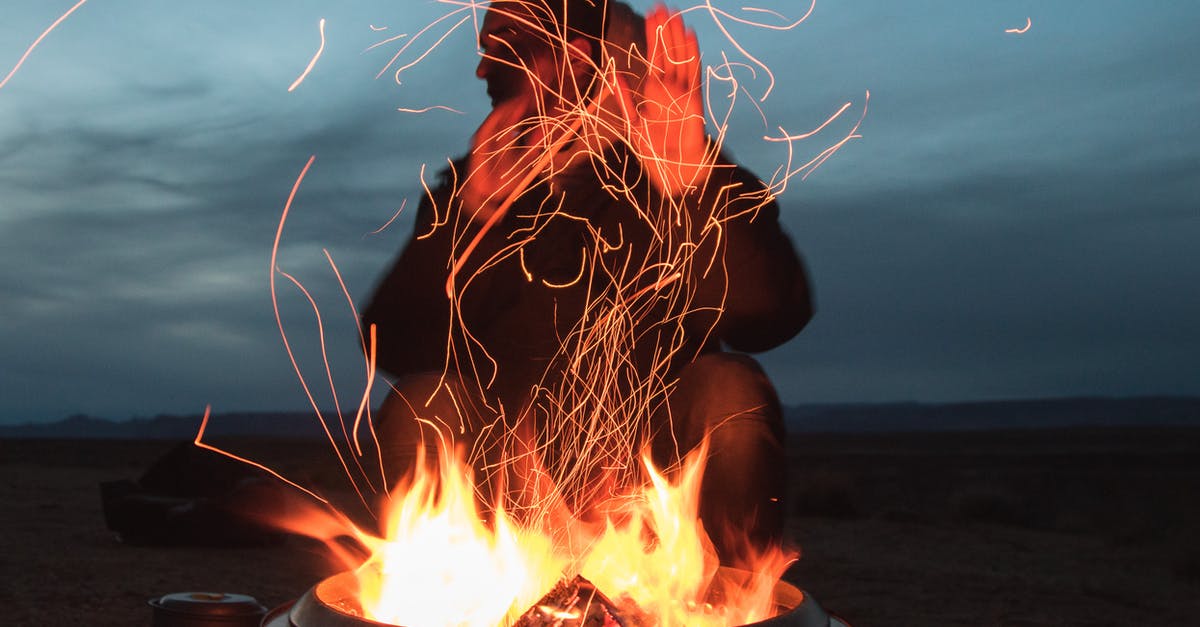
[513,575,646,627]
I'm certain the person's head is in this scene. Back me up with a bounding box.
[475,0,607,109]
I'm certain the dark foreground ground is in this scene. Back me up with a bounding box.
[3,428,1199,626]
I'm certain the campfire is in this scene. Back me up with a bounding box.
[255,436,792,626]
[256,436,847,627]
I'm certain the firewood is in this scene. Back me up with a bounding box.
[514,574,648,627]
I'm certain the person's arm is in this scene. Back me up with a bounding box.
[699,157,814,353]
[611,6,812,352]
[361,183,457,377]
[611,4,711,200]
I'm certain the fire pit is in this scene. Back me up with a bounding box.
[261,570,848,627]
[240,435,846,627]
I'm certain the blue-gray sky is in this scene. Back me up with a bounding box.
[2,1,1197,424]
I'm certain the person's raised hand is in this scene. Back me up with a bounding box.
[460,95,545,224]
[615,4,712,198]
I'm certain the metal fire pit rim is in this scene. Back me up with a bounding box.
[262,569,846,627]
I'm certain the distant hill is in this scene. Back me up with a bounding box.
[0,411,330,440]
[2,397,1198,439]
[784,396,1200,432]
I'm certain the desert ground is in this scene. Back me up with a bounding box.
[3,428,1198,626]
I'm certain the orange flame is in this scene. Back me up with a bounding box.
[358,445,567,626]
[280,432,794,626]
[579,440,793,626]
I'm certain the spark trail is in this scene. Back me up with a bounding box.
[288,18,327,92]
[1006,17,1032,34]
[206,2,860,624]
[0,0,90,91]
[253,0,862,544]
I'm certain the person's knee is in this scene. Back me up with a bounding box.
[675,352,784,443]
[374,372,475,483]
[379,372,457,425]
[667,353,788,562]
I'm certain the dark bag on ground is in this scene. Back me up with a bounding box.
[99,441,286,547]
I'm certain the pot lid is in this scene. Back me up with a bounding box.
[150,592,268,617]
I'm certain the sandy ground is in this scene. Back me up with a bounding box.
[3,430,1198,626]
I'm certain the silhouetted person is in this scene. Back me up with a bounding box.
[362,0,812,564]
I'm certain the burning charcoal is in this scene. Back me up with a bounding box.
[515,575,648,627]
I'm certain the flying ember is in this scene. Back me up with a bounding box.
[200,1,864,625]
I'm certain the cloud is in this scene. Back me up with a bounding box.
[2,0,1198,422]
[765,126,1200,403]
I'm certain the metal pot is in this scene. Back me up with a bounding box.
[262,570,848,627]
[150,591,268,627]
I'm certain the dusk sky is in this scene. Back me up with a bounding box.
[2,1,1197,425]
